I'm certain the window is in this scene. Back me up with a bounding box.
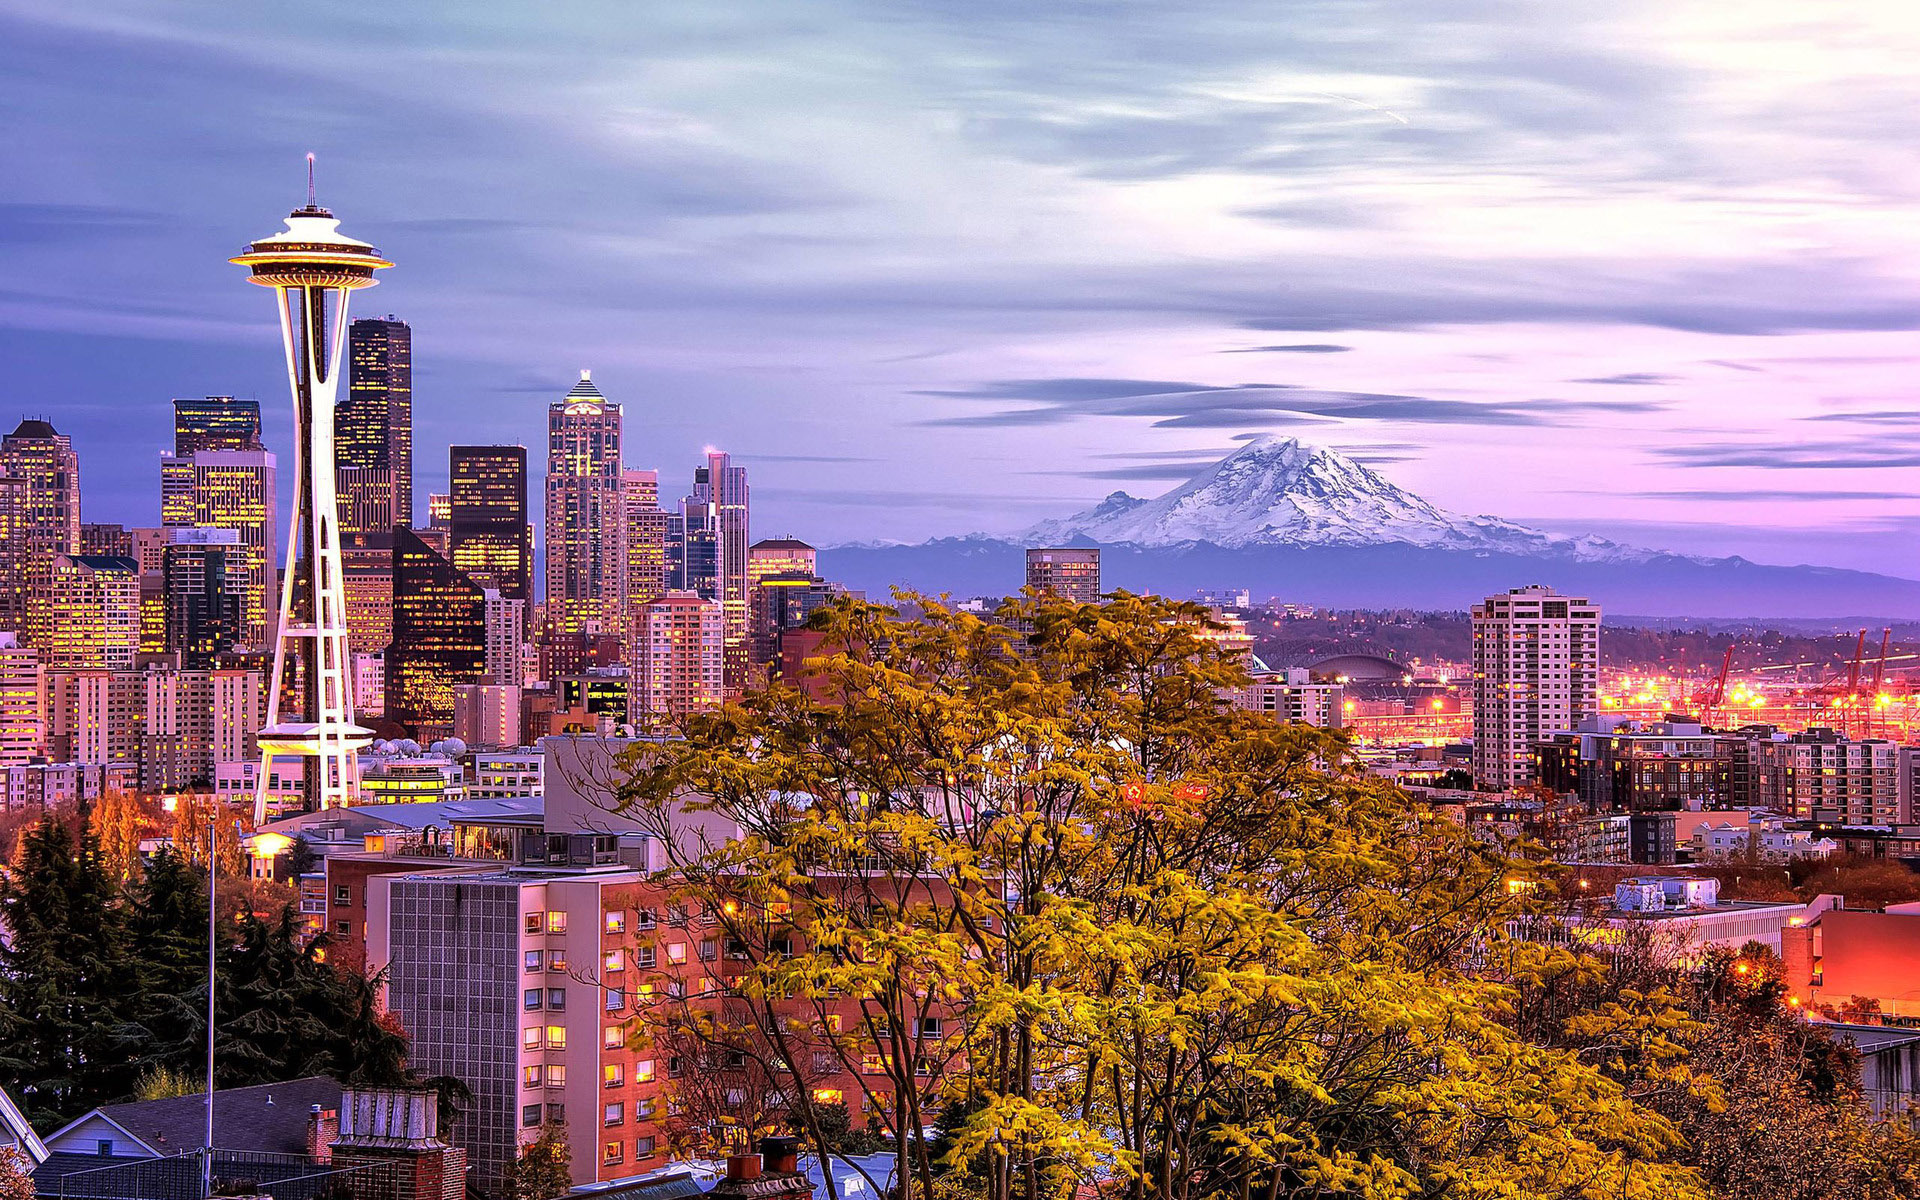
[861,1054,885,1075]
[603,1142,623,1165]
[523,1105,542,1129]
[525,911,544,934]
[667,980,687,1000]
[725,938,750,960]
[524,1027,542,1051]
[812,1088,844,1105]
[547,911,568,934]
[523,1066,542,1088]
[634,1058,655,1084]
[523,989,542,1011]
[635,1098,655,1120]
[547,949,568,971]
[812,1052,838,1074]
[524,950,543,972]
[604,1102,624,1126]
[636,947,656,969]
[667,942,686,964]
[605,1025,624,1050]
[605,988,625,1012]
[634,1135,657,1160]
[335,885,350,906]
[547,988,566,1010]
[605,1063,624,1088]
[604,949,625,973]
[667,904,688,927]
[546,1065,567,1088]
[667,1056,685,1079]
[698,939,718,962]
[546,1025,567,1050]
[918,1017,943,1039]
[635,908,656,930]
[546,1103,565,1125]
[604,910,625,935]
[335,920,351,935]
[95,1140,112,1157]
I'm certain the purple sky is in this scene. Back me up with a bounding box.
[3,2,1918,574]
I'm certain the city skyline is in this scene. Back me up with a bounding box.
[5,4,1920,575]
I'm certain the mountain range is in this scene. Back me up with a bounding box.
[825,437,1920,618]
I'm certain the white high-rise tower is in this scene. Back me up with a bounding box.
[231,162,392,820]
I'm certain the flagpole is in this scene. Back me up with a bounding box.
[204,811,216,1200]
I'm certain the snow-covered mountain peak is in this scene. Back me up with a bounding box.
[1023,438,1647,561]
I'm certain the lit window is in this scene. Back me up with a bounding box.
[605,1063,624,1088]
[634,1058,655,1084]
[667,942,686,964]
[525,911,543,934]
[812,1088,843,1105]
[546,1065,567,1087]
[604,911,625,935]
[604,949,625,973]
[523,1066,541,1088]
[548,911,568,934]
[603,1142,623,1165]
[605,1025,624,1050]
[523,1027,541,1051]
[546,1025,567,1050]
[548,949,568,971]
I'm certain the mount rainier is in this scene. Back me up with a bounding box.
[826,437,1920,618]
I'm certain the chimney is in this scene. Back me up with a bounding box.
[306,1105,338,1165]
[761,1136,800,1175]
[725,1154,761,1182]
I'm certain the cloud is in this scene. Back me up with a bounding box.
[1802,411,1920,426]
[1634,489,1920,502]
[918,377,1664,429]
[1222,343,1352,354]
[1654,443,1920,470]
[1572,372,1674,385]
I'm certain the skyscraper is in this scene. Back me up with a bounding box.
[46,554,140,671]
[0,633,44,768]
[340,529,395,654]
[386,526,488,740]
[751,572,835,668]
[162,530,245,669]
[337,316,413,533]
[232,184,389,816]
[450,445,531,600]
[1471,585,1601,790]
[483,590,525,688]
[173,395,263,454]
[704,452,749,683]
[632,591,724,729]
[545,372,624,636]
[747,538,816,592]
[159,449,278,647]
[1025,548,1101,603]
[0,418,80,645]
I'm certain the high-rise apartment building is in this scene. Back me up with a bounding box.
[451,446,531,601]
[452,684,522,749]
[159,448,277,646]
[702,453,749,684]
[338,316,413,533]
[162,529,245,670]
[750,573,835,668]
[1741,728,1901,825]
[0,633,43,768]
[142,667,265,792]
[42,669,143,768]
[632,591,724,728]
[484,591,526,688]
[341,529,396,654]
[622,469,669,621]
[47,554,140,671]
[746,538,815,593]
[172,395,263,454]
[1025,548,1101,603]
[0,419,81,645]
[79,523,133,558]
[545,373,624,636]
[387,527,489,740]
[1471,585,1601,790]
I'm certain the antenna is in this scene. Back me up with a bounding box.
[306,153,316,208]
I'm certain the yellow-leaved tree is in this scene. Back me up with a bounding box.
[604,592,1708,1200]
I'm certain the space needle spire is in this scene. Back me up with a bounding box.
[231,158,391,821]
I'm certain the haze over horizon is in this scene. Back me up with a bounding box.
[4,1,1919,576]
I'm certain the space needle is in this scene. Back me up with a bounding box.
[232,158,390,821]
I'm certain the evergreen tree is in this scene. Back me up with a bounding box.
[0,817,144,1124]
[126,848,213,1073]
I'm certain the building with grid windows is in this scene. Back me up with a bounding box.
[1471,585,1600,790]
[0,418,81,647]
[545,373,625,637]
[631,592,723,729]
[1025,547,1101,603]
[159,448,277,647]
[338,317,413,534]
[451,446,531,601]
[386,527,488,740]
